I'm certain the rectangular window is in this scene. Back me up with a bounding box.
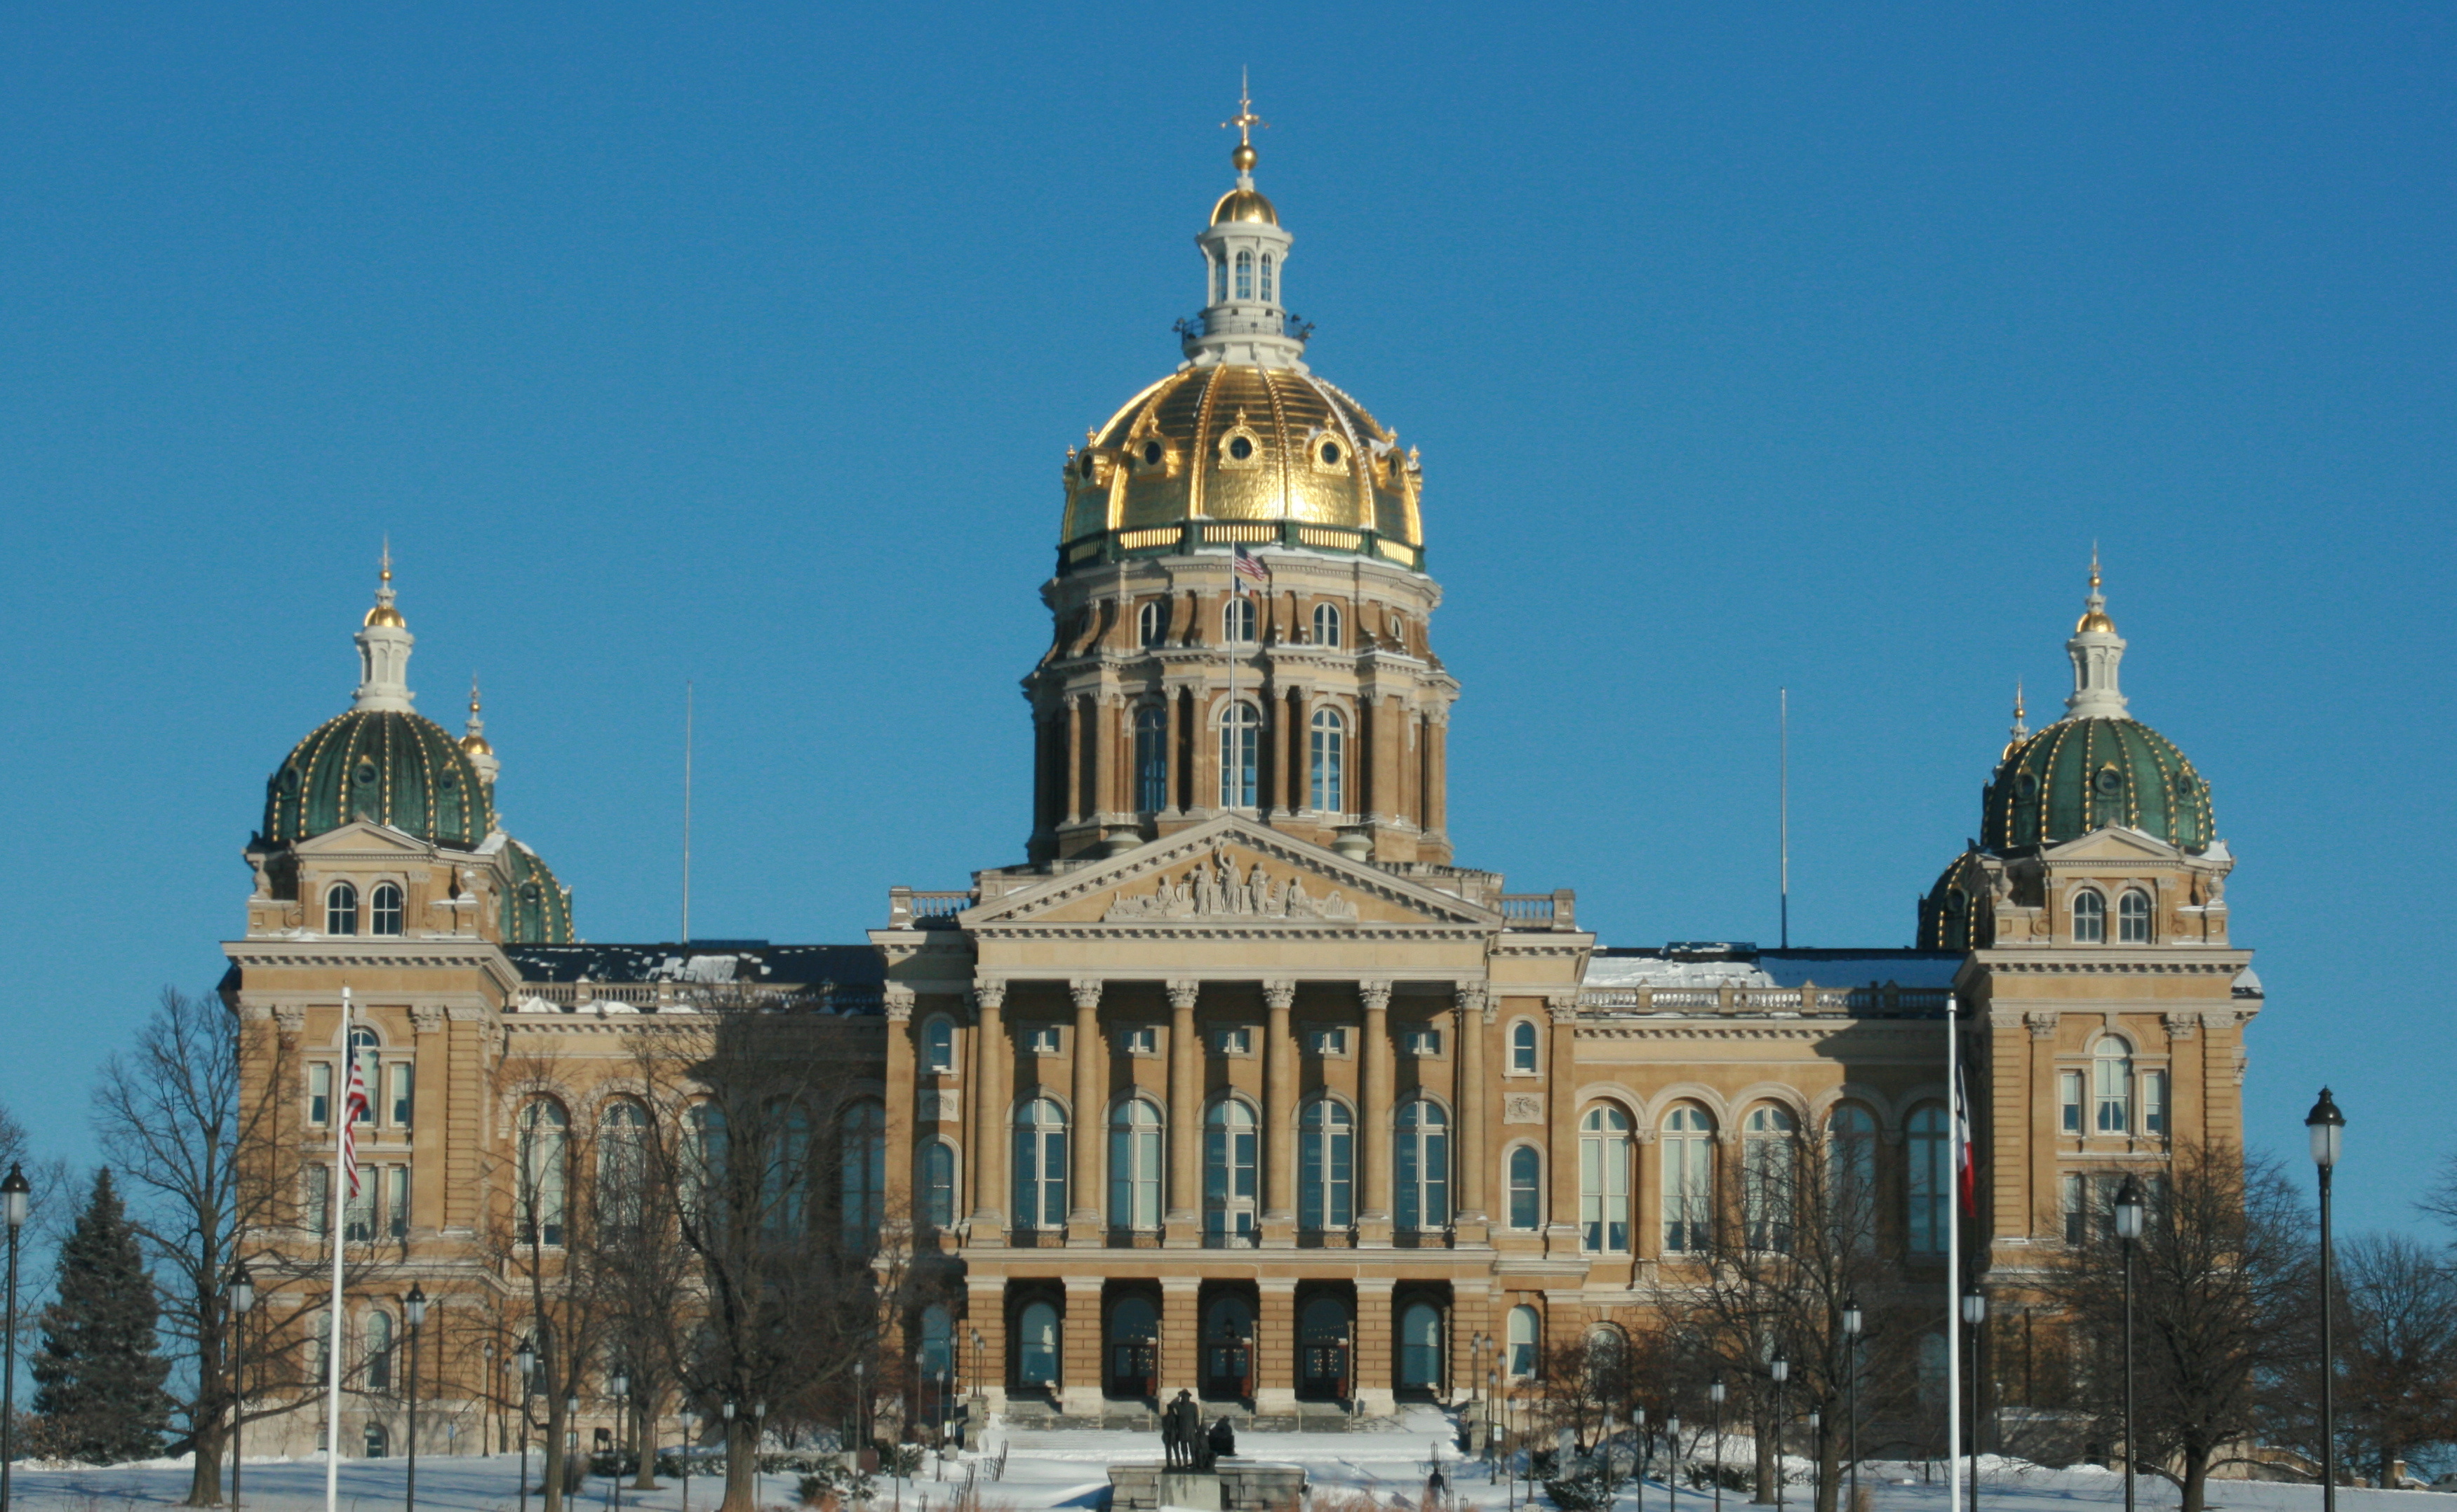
[309,1063,333,1127]
[388,1063,413,1128]
[2061,1173,2085,1244]
[1211,1026,1253,1057]
[2058,1071,2084,1135]
[1026,1025,1062,1055]
[1120,1026,1157,1056]
[344,1175,375,1243]
[303,1164,330,1235]
[1401,1028,1442,1057]
[2142,1071,2168,1136]
[1306,1026,1347,1056]
[387,1166,410,1239]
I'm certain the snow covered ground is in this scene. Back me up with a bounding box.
[4,1414,2439,1512]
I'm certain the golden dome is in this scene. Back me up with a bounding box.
[1062,365,1423,561]
[363,545,406,627]
[365,603,406,628]
[1211,187,1278,226]
[2076,608,2117,634]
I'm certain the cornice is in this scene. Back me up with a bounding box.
[1577,1020,1940,1042]
[1971,954,2249,977]
[969,923,1492,942]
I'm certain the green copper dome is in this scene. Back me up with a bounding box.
[1982,716,2213,852]
[264,709,495,849]
[1919,850,1986,951]
[501,838,575,944]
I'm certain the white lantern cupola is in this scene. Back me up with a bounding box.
[1183,83,1307,373]
[2063,549,2130,720]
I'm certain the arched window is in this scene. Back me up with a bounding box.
[1506,1146,1542,1231]
[684,1102,725,1221]
[1579,1106,1631,1252]
[761,1101,811,1238]
[1134,704,1168,813]
[1508,1020,1539,1074]
[1109,1099,1164,1231]
[1234,250,1253,300]
[1662,1105,1714,1252]
[598,1099,648,1231]
[518,1101,568,1247]
[1506,1304,1540,1378]
[1907,1103,1948,1255]
[2120,889,2153,943]
[1298,1097,1353,1231]
[1017,1299,1059,1386]
[326,882,359,937]
[1743,1105,1798,1252]
[2094,1038,2134,1134]
[368,882,404,936]
[2072,888,2106,943]
[1827,1104,1877,1244]
[918,1304,953,1376]
[923,1017,956,1074]
[1137,600,1167,649]
[1219,702,1261,808]
[1259,253,1275,304]
[1014,1099,1069,1229]
[1312,602,1342,648]
[1212,255,1227,305]
[1398,1301,1442,1391]
[365,1310,394,1393]
[1395,1099,1450,1230]
[1224,596,1257,644]
[1308,709,1344,812]
[1203,1098,1258,1246]
[920,1140,958,1229]
[838,1100,884,1244]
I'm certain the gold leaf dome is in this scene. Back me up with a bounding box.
[1062,365,1424,564]
[1211,187,1278,226]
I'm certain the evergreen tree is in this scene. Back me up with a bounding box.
[30,1168,171,1462]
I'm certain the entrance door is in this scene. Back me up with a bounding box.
[1398,1302,1443,1395]
[1203,1294,1254,1400]
[1298,1295,1351,1401]
[1109,1295,1158,1400]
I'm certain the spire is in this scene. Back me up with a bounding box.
[351,546,416,712]
[2004,680,2029,756]
[1186,78,1306,372]
[2063,553,2129,720]
[1224,69,1266,181]
[461,675,502,787]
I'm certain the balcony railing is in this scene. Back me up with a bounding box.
[1498,891,1577,930]
[887,888,973,928]
[1174,312,1313,342]
[1578,984,1951,1017]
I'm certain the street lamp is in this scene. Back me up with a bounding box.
[1631,1405,1645,1512]
[231,1264,255,1512]
[610,1370,630,1512]
[1664,1414,1681,1512]
[1,1164,29,1512]
[2308,1088,2345,1512]
[403,1283,427,1512]
[1708,1379,1726,1512]
[1961,1291,1986,1512]
[1769,1356,1789,1512]
[515,1337,536,1512]
[1805,1410,1820,1512]
[1841,1297,1863,1512]
[2113,1177,2145,1512]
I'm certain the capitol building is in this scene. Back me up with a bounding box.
[225,109,2259,1456]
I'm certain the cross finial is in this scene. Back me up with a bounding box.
[1222,69,1267,147]
[2089,540,2101,592]
[380,535,393,584]
[469,674,483,719]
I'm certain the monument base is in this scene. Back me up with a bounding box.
[1109,1460,1308,1512]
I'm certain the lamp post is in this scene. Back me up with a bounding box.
[1805,1411,1820,1512]
[1,1164,29,1512]
[567,1394,581,1493]
[609,1370,629,1512]
[681,1412,695,1512]
[754,1403,768,1510]
[721,1401,735,1508]
[1487,1368,1500,1481]
[1709,1379,1726,1512]
[403,1283,427,1512]
[1840,1299,1861,1512]
[231,1265,255,1511]
[2113,1177,2144,1512]
[1960,1291,1985,1512]
[2308,1088,2345,1512]
[1769,1356,1789,1512]
[516,1338,536,1512]
[1665,1414,1681,1512]
[1629,1405,1644,1512]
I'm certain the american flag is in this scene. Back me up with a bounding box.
[1231,544,1271,594]
[340,1053,371,1198]
[1953,1059,1977,1217]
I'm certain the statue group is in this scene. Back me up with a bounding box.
[1160,1390,1235,1470]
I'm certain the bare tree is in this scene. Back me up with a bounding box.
[2329,1233,2457,1485]
[2040,1142,2305,1512]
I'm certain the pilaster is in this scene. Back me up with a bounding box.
[1066,979,1105,1244]
[1356,979,1394,1246]
[1165,979,1202,1245]
[1061,1276,1105,1417]
[1260,980,1297,1247]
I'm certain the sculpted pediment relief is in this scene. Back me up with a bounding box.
[1103,850,1358,922]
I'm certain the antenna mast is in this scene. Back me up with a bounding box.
[681,680,693,944]
[1780,687,1790,949]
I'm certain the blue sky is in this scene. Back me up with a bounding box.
[0,2,2446,1238]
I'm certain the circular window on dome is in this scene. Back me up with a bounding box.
[279,766,301,794]
[2015,772,2039,798]
[2094,765,2124,796]
[1320,441,1341,466]
[1079,453,1096,479]
[356,761,379,787]
[1142,441,1164,467]
[1228,436,1254,462]
[439,768,457,791]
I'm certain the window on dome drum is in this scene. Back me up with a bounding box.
[1507,1146,1541,1231]
[1663,1108,1713,1251]
[1395,1098,1449,1230]
[2060,1071,2085,1134]
[1506,1304,1539,1378]
[1219,702,1261,808]
[920,1141,957,1229]
[1109,1099,1164,1231]
[1828,1104,1877,1247]
[1298,1097,1353,1230]
[1309,708,1344,812]
[369,881,404,936]
[839,1101,885,1245]
[1312,603,1342,648]
[2120,889,2153,943]
[2143,1069,2168,1137]
[924,1017,956,1073]
[1014,1099,1069,1229]
[309,1063,332,1127]
[387,1063,413,1128]
[1579,1105,1631,1252]
[1234,250,1253,300]
[518,1100,568,1247]
[1224,596,1257,644]
[326,882,359,936]
[1137,600,1166,649]
[1204,1098,1258,1246]
[1508,1019,1539,1073]
[2072,888,2106,943]
[1135,704,1168,812]
[1259,253,1274,303]
[1212,257,1226,305]
[2094,1039,2133,1134]
[1906,1104,1948,1255]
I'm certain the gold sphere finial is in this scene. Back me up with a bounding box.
[1221,69,1267,162]
[363,538,407,628]
[461,674,494,757]
[2075,547,2117,634]
[1233,141,1257,173]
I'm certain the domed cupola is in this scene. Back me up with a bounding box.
[1979,558,2215,852]
[261,554,495,849]
[500,837,575,944]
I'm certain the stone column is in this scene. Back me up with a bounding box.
[1067,979,1105,1244]
[1353,1277,1397,1417]
[1063,695,1085,824]
[1544,996,1584,1259]
[883,986,917,1236]
[443,1005,486,1235]
[1261,979,1297,1247]
[1061,1276,1104,1417]
[967,1278,1009,1412]
[1161,1278,1200,1400]
[1454,984,1490,1243]
[971,980,1009,1236]
[1358,980,1395,1246]
[408,1005,446,1235]
[1255,1280,1298,1416]
[1165,979,1203,1245]
[2026,1012,2058,1240]
[1634,1127,1662,1262]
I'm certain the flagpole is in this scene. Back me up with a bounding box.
[1945,993,1962,1511]
[326,987,352,1512]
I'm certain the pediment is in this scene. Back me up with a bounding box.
[2040,825,2185,864]
[289,820,436,857]
[966,817,1500,930]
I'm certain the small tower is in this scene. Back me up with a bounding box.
[461,677,502,790]
[2064,550,2128,719]
[1183,80,1307,373]
[353,544,416,713]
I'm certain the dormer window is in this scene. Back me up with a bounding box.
[369,882,405,937]
[326,882,359,937]
[2119,889,2153,944]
